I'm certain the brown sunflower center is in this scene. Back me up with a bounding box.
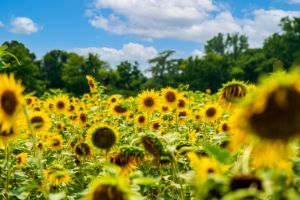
[152,122,160,130]
[177,99,185,108]
[26,98,32,105]
[0,127,14,136]
[31,116,44,129]
[138,116,145,123]
[80,113,87,123]
[75,143,91,156]
[162,106,168,111]
[57,101,65,109]
[1,90,18,116]
[93,185,126,200]
[91,127,116,149]
[114,105,127,113]
[206,107,216,117]
[179,111,187,118]
[222,123,229,132]
[69,104,75,112]
[165,91,176,102]
[111,98,116,103]
[143,97,154,107]
[52,139,61,147]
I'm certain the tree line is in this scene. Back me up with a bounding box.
[1,17,299,97]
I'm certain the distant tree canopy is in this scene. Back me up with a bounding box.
[1,17,300,96]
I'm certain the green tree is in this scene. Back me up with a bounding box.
[1,40,46,95]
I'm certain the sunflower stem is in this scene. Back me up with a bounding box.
[5,144,9,200]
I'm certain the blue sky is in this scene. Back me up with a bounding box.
[0,0,300,70]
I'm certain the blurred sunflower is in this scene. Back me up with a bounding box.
[202,104,221,122]
[44,165,71,186]
[219,80,247,104]
[16,152,28,167]
[86,124,118,150]
[83,176,132,200]
[74,142,92,159]
[136,114,147,127]
[137,90,159,113]
[49,134,64,150]
[29,111,51,135]
[110,103,129,117]
[77,111,88,127]
[219,120,230,133]
[161,87,178,107]
[177,98,187,110]
[86,75,98,93]
[151,120,161,132]
[0,123,22,147]
[0,73,24,131]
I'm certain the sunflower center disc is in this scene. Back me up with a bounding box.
[143,97,154,107]
[1,90,17,116]
[165,91,176,102]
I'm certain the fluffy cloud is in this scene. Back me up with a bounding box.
[10,17,39,34]
[87,0,300,47]
[191,49,205,58]
[71,43,158,70]
[0,21,4,28]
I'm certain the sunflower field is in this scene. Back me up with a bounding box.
[2,49,300,200]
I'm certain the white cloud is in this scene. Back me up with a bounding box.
[71,43,158,70]
[10,17,39,34]
[191,49,205,58]
[288,0,300,4]
[0,21,4,28]
[241,9,300,47]
[88,0,300,47]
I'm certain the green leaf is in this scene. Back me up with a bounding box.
[133,177,160,186]
[204,144,233,164]
[49,192,66,200]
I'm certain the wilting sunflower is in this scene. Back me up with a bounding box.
[83,176,132,200]
[137,90,159,113]
[141,134,164,159]
[161,87,178,107]
[29,111,51,135]
[0,73,24,131]
[202,104,221,122]
[44,165,71,186]
[74,142,92,159]
[219,80,247,104]
[49,134,64,150]
[52,95,69,114]
[86,75,98,93]
[86,124,118,150]
[16,152,28,167]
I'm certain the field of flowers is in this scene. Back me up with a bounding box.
[1,69,300,200]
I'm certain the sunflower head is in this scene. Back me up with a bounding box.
[219,80,247,104]
[0,73,24,130]
[141,134,164,159]
[52,95,69,114]
[239,71,300,140]
[84,176,132,200]
[86,75,98,92]
[16,152,28,167]
[49,134,64,150]
[44,165,71,186]
[87,124,118,150]
[74,142,92,158]
[202,104,221,122]
[110,103,128,116]
[137,90,159,113]
[30,111,51,134]
[136,114,147,127]
[161,87,178,106]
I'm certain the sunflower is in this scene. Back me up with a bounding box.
[16,152,28,167]
[135,114,147,127]
[237,71,300,140]
[0,73,24,131]
[230,174,263,192]
[141,134,164,159]
[161,87,178,107]
[106,95,122,105]
[177,98,187,110]
[219,80,247,104]
[86,75,98,93]
[83,176,132,200]
[77,111,88,127]
[219,120,230,133]
[29,111,51,135]
[52,95,69,114]
[74,142,92,159]
[160,105,171,113]
[49,134,64,150]
[137,90,159,113]
[202,104,221,122]
[44,165,71,186]
[86,124,118,150]
[187,152,227,183]
[110,103,129,117]
[0,123,22,147]
[151,120,161,131]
